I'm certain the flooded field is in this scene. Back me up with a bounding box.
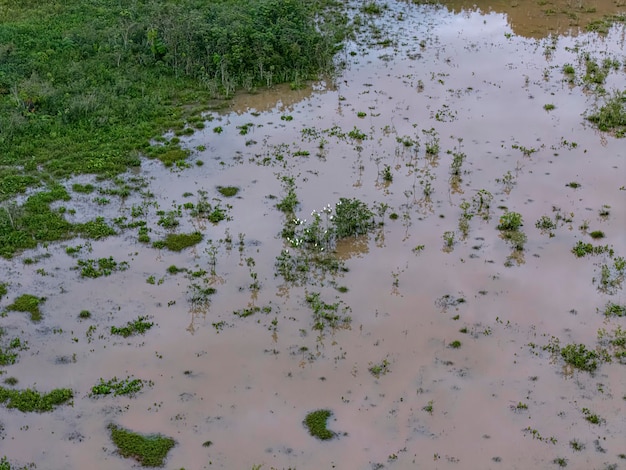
[1,1,625,469]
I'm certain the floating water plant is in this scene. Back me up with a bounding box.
[111,316,154,338]
[152,232,203,251]
[108,424,175,467]
[303,409,335,440]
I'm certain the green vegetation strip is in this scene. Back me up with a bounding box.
[108,424,175,467]
[111,316,154,337]
[90,377,150,397]
[0,386,73,412]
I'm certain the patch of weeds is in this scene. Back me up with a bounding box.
[78,310,91,319]
[581,408,602,424]
[77,217,117,240]
[571,241,613,257]
[553,457,567,467]
[0,336,27,367]
[72,183,96,194]
[276,176,299,214]
[368,359,390,378]
[305,292,351,331]
[152,232,203,251]
[6,294,45,322]
[422,400,434,414]
[595,256,626,293]
[569,440,585,451]
[188,284,217,306]
[565,181,581,189]
[303,409,335,440]
[543,104,555,111]
[449,340,462,349]
[535,215,557,233]
[3,377,18,386]
[77,257,129,278]
[589,230,605,239]
[381,165,393,182]
[442,231,455,250]
[586,90,626,135]
[108,424,175,467]
[213,126,223,134]
[167,265,185,275]
[0,386,73,412]
[111,316,154,338]
[90,377,151,397]
[156,210,180,229]
[333,198,375,238]
[347,126,367,140]
[217,186,239,197]
[560,343,599,371]
[602,302,625,317]
[0,283,6,301]
[497,211,523,231]
[233,305,272,318]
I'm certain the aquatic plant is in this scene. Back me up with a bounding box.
[561,343,598,371]
[152,232,203,251]
[6,294,45,322]
[303,409,335,440]
[111,316,154,338]
[108,424,175,467]
[0,386,73,412]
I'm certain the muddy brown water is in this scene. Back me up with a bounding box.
[1,2,625,469]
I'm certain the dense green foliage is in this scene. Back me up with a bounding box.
[0,386,73,412]
[586,91,626,136]
[560,343,599,371]
[0,0,347,256]
[90,376,148,397]
[0,0,346,197]
[108,424,175,467]
[152,232,203,251]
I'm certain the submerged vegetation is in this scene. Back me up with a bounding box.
[6,294,45,322]
[0,386,73,412]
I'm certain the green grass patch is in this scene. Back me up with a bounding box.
[111,316,154,338]
[0,386,73,412]
[0,283,6,301]
[303,409,335,440]
[586,91,626,136]
[6,294,45,322]
[108,424,175,467]
[152,232,203,251]
[603,302,626,317]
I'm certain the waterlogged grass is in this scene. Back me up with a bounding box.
[90,377,150,397]
[303,409,335,440]
[586,91,626,136]
[77,257,129,278]
[111,316,154,338]
[560,343,599,371]
[108,424,175,467]
[152,232,203,251]
[0,386,73,412]
[217,186,240,197]
[6,294,45,322]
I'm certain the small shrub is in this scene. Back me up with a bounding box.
[497,211,523,231]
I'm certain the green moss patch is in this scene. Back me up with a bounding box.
[217,186,240,197]
[108,424,175,467]
[304,409,336,440]
[6,294,45,322]
[0,386,73,412]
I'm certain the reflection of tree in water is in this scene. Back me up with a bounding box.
[441,0,625,39]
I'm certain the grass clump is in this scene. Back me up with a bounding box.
[111,316,154,338]
[589,230,605,239]
[497,211,523,231]
[560,343,599,371]
[217,186,240,197]
[368,359,390,378]
[108,424,175,467]
[77,257,129,278]
[303,409,335,440]
[449,340,462,349]
[602,302,626,317]
[0,386,73,412]
[586,90,626,136]
[6,294,45,322]
[90,377,149,397]
[0,283,8,301]
[78,310,91,319]
[152,232,203,251]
